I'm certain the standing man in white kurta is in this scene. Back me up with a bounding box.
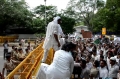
[42,16,62,63]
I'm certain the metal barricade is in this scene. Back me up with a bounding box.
[6,42,54,79]
[0,36,18,43]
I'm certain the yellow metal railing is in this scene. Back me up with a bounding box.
[32,48,54,79]
[6,42,54,79]
[6,42,43,79]
[0,36,18,43]
[45,48,54,65]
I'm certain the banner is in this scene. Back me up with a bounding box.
[102,28,106,35]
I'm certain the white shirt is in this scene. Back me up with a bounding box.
[97,49,101,55]
[81,67,90,79]
[86,62,93,69]
[87,47,93,52]
[114,56,120,66]
[107,57,111,70]
[58,24,64,36]
[43,21,59,50]
[117,73,120,79]
[59,38,65,48]
[103,49,108,60]
[3,43,8,49]
[74,61,80,66]
[49,50,74,76]
[92,54,98,61]
[95,55,100,61]
[99,66,108,78]
[108,64,119,78]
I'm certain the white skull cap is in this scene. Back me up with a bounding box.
[110,57,116,61]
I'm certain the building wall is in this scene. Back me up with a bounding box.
[74,26,92,38]
[75,26,89,33]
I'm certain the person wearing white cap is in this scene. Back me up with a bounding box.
[42,16,63,63]
[108,57,119,79]
[53,16,65,49]
[53,16,64,37]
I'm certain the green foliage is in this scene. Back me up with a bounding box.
[32,5,58,33]
[0,0,76,35]
[59,15,76,34]
[64,0,105,31]
[92,0,120,32]
[0,0,33,35]
[33,5,76,34]
[32,18,45,33]
[43,14,75,34]
[34,5,57,22]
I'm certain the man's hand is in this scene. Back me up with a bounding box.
[58,42,60,47]
[54,34,60,47]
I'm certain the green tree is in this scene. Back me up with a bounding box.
[34,5,57,23]
[0,0,33,35]
[58,14,76,34]
[105,0,120,32]
[32,5,58,34]
[33,14,76,34]
[92,0,120,33]
[64,0,105,31]
[92,8,107,32]
[32,18,45,33]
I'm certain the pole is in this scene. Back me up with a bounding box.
[44,0,47,32]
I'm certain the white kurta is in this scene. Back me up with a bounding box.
[107,57,111,70]
[108,64,119,78]
[86,62,93,69]
[59,38,65,48]
[99,66,108,78]
[46,50,74,79]
[58,24,64,36]
[37,50,74,79]
[43,21,59,50]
